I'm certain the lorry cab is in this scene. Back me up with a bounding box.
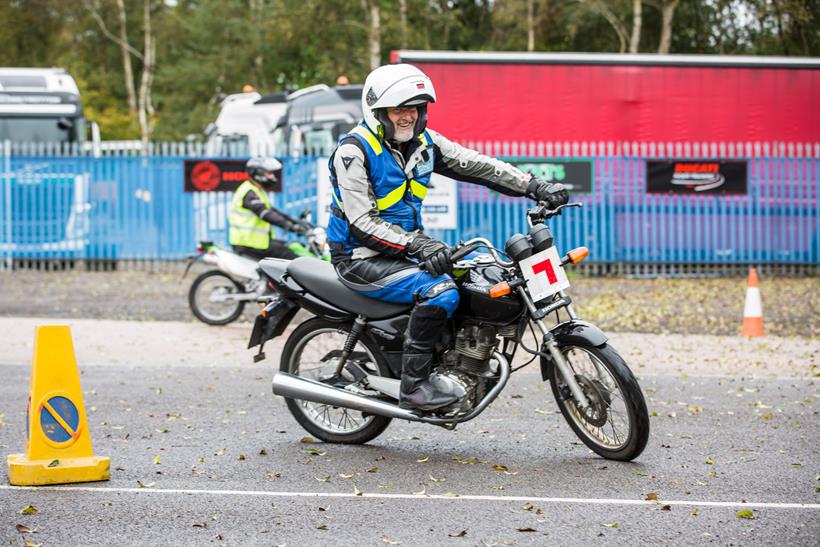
[0,67,97,146]
[272,84,362,157]
[205,84,363,158]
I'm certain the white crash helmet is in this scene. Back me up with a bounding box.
[246,156,282,188]
[361,63,437,141]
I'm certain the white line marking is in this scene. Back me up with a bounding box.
[1,485,817,510]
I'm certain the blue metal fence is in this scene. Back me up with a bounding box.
[1,141,817,269]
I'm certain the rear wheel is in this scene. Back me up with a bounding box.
[188,270,246,325]
[280,318,392,444]
[548,342,649,461]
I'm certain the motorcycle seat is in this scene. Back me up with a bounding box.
[286,257,413,320]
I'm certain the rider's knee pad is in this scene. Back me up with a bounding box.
[422,281,459,317]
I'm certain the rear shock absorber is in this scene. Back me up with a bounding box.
[333,315,367,378]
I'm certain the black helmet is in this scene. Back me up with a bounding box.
[246,156,282,187]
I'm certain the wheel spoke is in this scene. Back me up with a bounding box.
[289,327,381,435]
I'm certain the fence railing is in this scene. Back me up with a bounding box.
[1,141,817,273]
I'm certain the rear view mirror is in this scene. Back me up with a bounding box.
[57,117,74,131]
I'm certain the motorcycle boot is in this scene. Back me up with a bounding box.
[399,305,459,411]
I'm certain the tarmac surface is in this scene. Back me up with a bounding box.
[1,316,818,546]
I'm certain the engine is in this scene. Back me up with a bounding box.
[436,322,505,413]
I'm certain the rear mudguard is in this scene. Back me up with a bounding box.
[539,320,608,381]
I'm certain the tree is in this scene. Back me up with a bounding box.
[645,0,679,53]
[84,0,157,147]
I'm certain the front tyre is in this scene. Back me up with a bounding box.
[188,270,246,325]
[280,318,392,444]
[548,342,649,461]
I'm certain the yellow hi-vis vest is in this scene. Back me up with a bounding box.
[229,180,274,249]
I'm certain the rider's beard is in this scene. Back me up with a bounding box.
[393,124,415,143]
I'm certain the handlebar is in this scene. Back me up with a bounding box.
[450,238,514,268]
[527,202,582,225]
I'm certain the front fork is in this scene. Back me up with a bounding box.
[517,288,591,409]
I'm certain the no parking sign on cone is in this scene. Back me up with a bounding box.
[740,268,765,337]
[7,325,110,485]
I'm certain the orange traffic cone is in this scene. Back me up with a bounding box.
[740,267,765,337]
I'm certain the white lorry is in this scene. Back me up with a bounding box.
[0,67,100,149]
[204,84,362,157]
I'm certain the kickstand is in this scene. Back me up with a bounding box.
[253,342,266,363]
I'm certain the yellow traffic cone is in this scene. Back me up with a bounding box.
[740,268,765,337]
[7,325,110,485]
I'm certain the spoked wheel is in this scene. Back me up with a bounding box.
[280,318,392,444]
[548,343,649,461]
[188,270,246,325]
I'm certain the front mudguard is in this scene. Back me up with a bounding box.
[539,320,608,381]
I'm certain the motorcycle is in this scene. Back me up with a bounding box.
[183,216,330,326]
[249,202,650,461]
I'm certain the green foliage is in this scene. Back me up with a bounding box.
[0,0,815,141]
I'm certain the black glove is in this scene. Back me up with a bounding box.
[526,177,569,209]
[286,220,310,236]
[407,234,452,277]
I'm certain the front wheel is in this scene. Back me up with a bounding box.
[188,270,246,325]
[548,342,649,461]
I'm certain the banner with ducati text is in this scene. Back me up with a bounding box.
[184,159,282,192]
[646,160,747,195]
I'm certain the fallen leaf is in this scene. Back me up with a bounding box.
[429,475,445,482]
[601,522,619,528]
[705,458,714,465]
[47,460,59,468]
[492,465,508,472]
[367,467,379,473]
[691,508,700,516]
[316,524,328,530]
[516,527,537,532]
[661,505,672,511]
[15,524,35,533]
[338,473,354,479]
[300,436,315,443]
[238,453,246,461]
[315,475,331,482]
[736,509,754,519]
[522,503,534,511]
[382,536,400,545]
[259,448,268,456]
[442,492,459,497]
[305,448,326,456]
[23,540,41,547]
[416,456,429,463]
[136,480,155,488]
[267,471,282,478]
[19,505,38,515]
[153,455,161,465]
[645,492,659,501]
[448,531,467,538]
[354,485,363,496]
[192,523,207,528]
[413,486,427,495]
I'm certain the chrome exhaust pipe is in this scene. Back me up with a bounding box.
[272,372,423,422]
[272,351,511,426]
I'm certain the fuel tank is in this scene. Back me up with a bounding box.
[455,264,524,326]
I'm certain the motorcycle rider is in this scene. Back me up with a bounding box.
[326,64,568,411]
[230,156,309,261]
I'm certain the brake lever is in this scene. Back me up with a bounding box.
[450,241,482,263]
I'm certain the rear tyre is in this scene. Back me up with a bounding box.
[188,270,246,325]
[280,318,392,444]
[548,342,649,461]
